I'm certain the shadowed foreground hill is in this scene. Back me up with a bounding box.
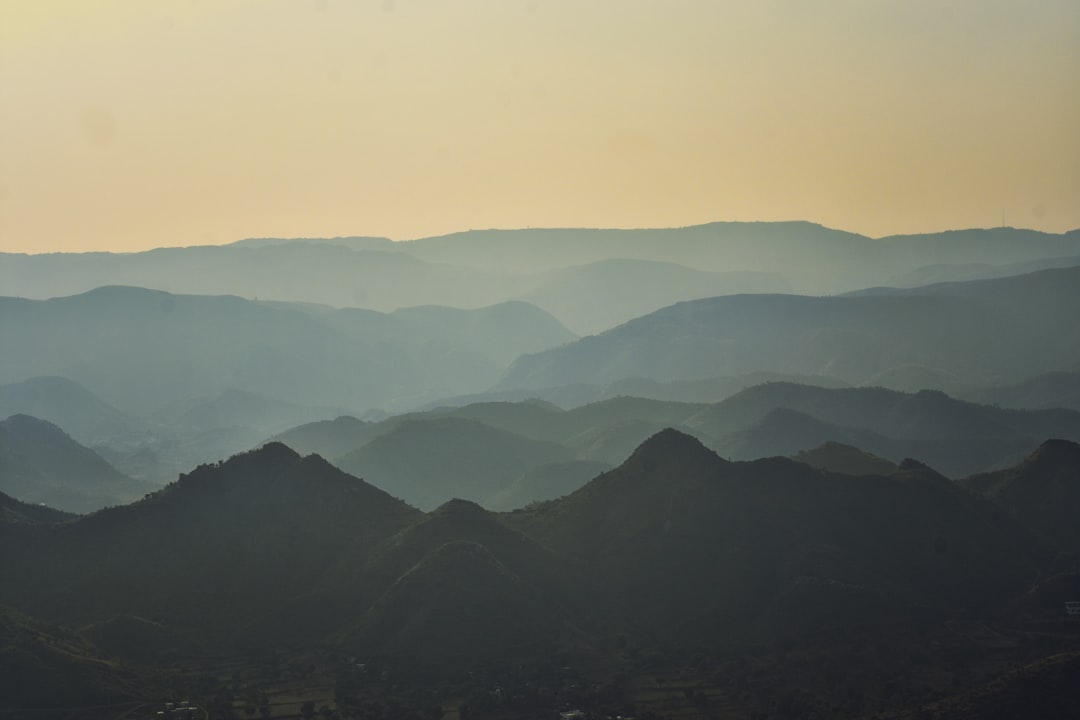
[0,605,146,707]
[907,651,1080,720]
[505,430,1048,648]
[0,443,422,634]
[961,439,1080,554]
[0,489,76,524]
[1,431,1075,686]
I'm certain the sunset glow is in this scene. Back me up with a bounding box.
[1,0,1077,252]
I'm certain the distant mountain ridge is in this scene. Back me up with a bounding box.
[498,267,1080,398]
[0,286,574,415]
[266,384,1080,510]
[4,223,1077,335]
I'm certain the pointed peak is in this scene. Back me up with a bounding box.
[431,498,491,520]
[629,428,719,463]
[1027,438,1080,465]
[221,442,301,472]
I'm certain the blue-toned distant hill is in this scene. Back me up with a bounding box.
[3,223,1077,335]
[0,375,146,447]
[961,371,1080,413]
[683,383,1080,476]
[0,286,574,415]
[0,414,153,513]
[498,267,1080,398]
[270,384,1080,510]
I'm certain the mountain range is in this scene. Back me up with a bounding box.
[3,222,1080,715]
[3,431,1077,711]
[4,223,1079,334]
[498,266,1080,399]
[0,286,573,415]
[265,383,1080,511]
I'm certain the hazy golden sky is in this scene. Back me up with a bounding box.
[1,0,1077,253]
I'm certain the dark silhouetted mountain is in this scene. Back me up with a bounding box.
[0,489,76,524]
[792,441,899,476]
[0,443,421,635]
[0,286,574,415]
[686,383,1080,476]
[343,498,580,665]
[499,267,1080,396]
[336,417,575,510]
[0,414,152,513]
[961,439,1080,554]
[509,429,1045,647]
[0,426,1070,692]
[355,539,573,667]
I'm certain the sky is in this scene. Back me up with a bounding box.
[1,0,1077,253]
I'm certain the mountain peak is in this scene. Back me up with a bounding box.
[431,497,489,517]
[1026,438,1080,467]
[225,441,301,469]
[627,427,721,467]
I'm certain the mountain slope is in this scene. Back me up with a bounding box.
[336,417,575,510]
[498,268,1080,395]
[792,441,899,476]
[515,258,790,335]
[960,439,1080,554]
[0,375,145,447]
[508,429,1047,647]
[0,286,574,414]
[686,383,1080,476]
[0,443,421,635]
[6,225,1079,340]
[0,489,76,524]
[0,414,151,513]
